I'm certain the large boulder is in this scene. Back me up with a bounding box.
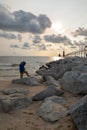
[32,85,64,101]
[1,88,29,95]
[43,76,59,86]
[70,95,87,130]
[0,94,32,113]
[12,76,40,86]
[59,71,87,94]
[0,88,32,113]
[72,65,87,73]
[38,96,68,122]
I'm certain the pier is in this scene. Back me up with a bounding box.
[65,46,87,57]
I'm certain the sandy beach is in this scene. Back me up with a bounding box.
[0,79,82,130]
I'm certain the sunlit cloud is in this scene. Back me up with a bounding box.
[72,27,87,37]
[0,4,52,34]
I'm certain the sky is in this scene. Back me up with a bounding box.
[0,0,87,56]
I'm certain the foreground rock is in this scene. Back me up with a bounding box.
[38,96,68,122]
[12,76,40,86]
[1,88,29,95]
[70,95,87,130]
[43,75,59,86]
[32,85,64,101]
[0,88,32,113]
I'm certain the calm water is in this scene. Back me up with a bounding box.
[0,56,60,80]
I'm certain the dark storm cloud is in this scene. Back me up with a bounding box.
[73,27,87,37]
[44,34,71,45]
[0,4,52,34]
[33,35,42,43]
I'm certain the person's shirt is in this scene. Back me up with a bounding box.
[19,62,26,72]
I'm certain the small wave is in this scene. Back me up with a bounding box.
[0,63,18,67]
[12,64,19,67]
[0,68,18,71]
[0,74,18,77]
[0,63,19,71]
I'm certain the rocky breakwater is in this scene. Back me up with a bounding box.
[36,56,87,129]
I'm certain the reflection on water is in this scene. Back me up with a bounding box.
[52,56,62,61]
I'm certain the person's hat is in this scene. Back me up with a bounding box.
[22,61,26,64]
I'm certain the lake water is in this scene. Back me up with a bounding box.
[0,56,60,80]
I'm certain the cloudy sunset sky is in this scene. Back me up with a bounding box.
[0,0,87,56]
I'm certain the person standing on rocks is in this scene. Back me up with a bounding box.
[19,61,29,79]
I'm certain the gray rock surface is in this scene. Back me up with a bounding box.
[70,95,87,130]
[36,56,86,80]
[44,76,59,86]
[32,85,64,101]
[1,88,29,95]
[59,71,87,94]
[12,76,40,86]
[0,88,32,113]
[38,96,68,122]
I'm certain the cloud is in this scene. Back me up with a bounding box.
[32,38,46,50]
[72,27,87,37]
[71,40,87,49]
[44,34,71,45]
[10,44,19,48]
[33,35,42,43]
[22,42,30,49]
[0,31,16,39]
[17,34,22,41]
[0,31,22,41]
[38,44,46,50]
[10,42,30,49]
[85,37,87,41]
[0,4,52,34]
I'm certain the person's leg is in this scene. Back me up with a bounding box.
[20,72,23,79]
[24,71,29,77]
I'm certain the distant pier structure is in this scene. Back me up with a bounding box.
[65,45,87,57]
[63,51,65,57]
[58,51,65,57]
